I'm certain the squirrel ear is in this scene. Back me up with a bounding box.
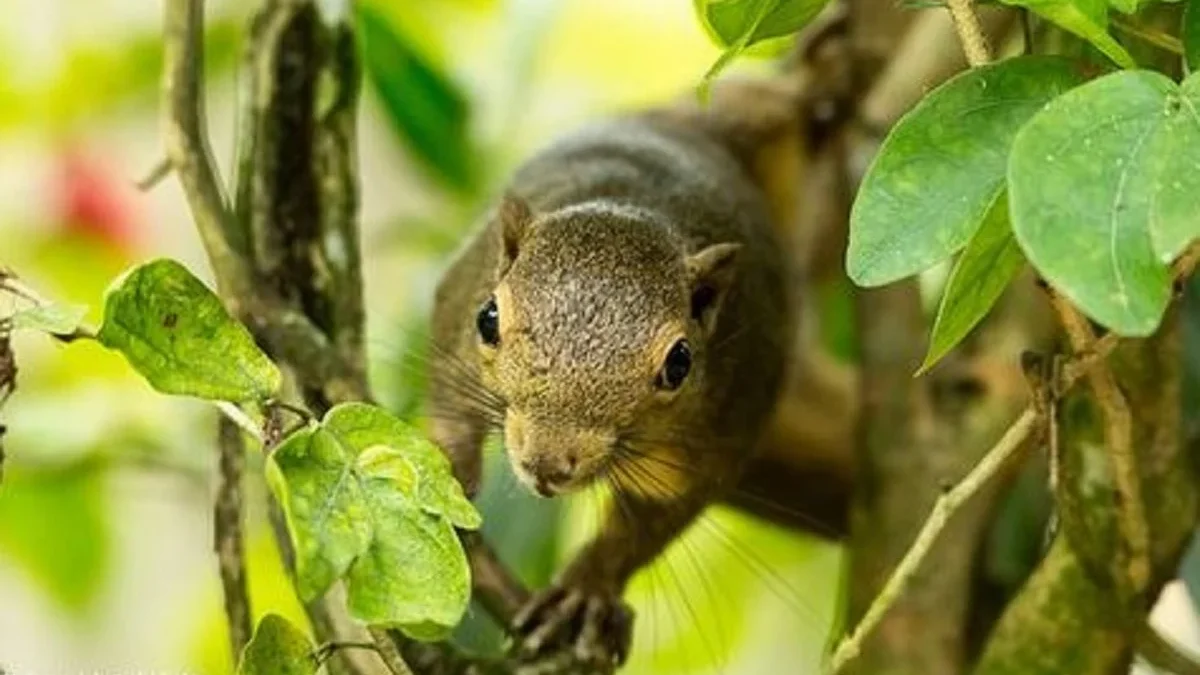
[686,242,741,333]
[497,193,534,273]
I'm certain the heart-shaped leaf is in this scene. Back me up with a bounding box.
[238,614,315,675]
[999,0,1134,68]
[848,56,1083,287]
[268,402,481,640]
[97,259,281,402]
[920,192,1025,374]
[1009,70,1186,336]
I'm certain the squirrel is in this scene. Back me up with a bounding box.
[426,72,857,668]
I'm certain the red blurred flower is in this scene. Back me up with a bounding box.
[52,144,144,254]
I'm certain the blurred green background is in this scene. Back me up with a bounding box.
[0,0,842,673]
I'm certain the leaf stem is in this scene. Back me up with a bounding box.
[215,402,265,444]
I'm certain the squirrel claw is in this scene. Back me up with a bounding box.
[511,586,633,669]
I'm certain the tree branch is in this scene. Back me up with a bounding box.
[161,0,250,300]
[1047,292,1148,594]
[216,416,252,661]
[829,408,1038,673]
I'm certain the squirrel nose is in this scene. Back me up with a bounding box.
[521,457,574,486]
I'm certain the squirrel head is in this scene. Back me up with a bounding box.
[475,194,740,498]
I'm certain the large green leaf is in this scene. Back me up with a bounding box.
[920,193,1025,373]
[999,0,1135,68]
[0,465,110,612]
[237,614,315,675]
[356,4,477,194]
[694,0,831,79]
[1009,70,1184,336]
[1187,0,1200,72]
[847,56,1083,286]
[96,259,281,402]
[1148,75,1200,263]
[268,403,480,640]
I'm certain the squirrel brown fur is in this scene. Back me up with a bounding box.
[427,74,854,667]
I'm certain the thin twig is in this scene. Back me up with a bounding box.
[216,401,265,443]
[826,244,1200,673]
[827,408,1038,673]
[216,416,252,660]
[368,627,415,675]
[1048,292,1149,593]
[944,0,992,66]
[135,157,173,191]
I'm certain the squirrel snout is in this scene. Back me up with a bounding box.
[505,411,610,497]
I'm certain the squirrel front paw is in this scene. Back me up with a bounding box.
[510,585,634,670]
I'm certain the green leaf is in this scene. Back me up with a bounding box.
[999,0,1135,68]
[1187,0,1200,71]
[356,3,477,194]
[1148,75,1200,263]
[847,56,1083,287]
[96,259,281,402]
[268,402,480,639]
[1009,70,1179,336]
[9,303,87,335]
[920,193,1025,374]
[694,0,831,81]
[237,614,315,675]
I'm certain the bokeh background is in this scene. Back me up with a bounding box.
[0,1,1196,674]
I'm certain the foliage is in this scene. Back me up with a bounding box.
[847,56,1084,288]
[96,260,281,402]
[921,192,1024,373]
[1009,70,1200,336]
[267,402,481,640]
[237,614,316,675]
[845,47,1200,367]
[693,0,832,80]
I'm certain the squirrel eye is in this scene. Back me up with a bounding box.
[658,339,692,390]
[477,296,500,346]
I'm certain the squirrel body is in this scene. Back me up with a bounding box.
[428,77,840,665]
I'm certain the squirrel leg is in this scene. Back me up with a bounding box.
[511,485,711,667]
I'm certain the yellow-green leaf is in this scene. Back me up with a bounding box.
[268,403,480,640]
[96,259,281,402]
[237,614,315,675]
